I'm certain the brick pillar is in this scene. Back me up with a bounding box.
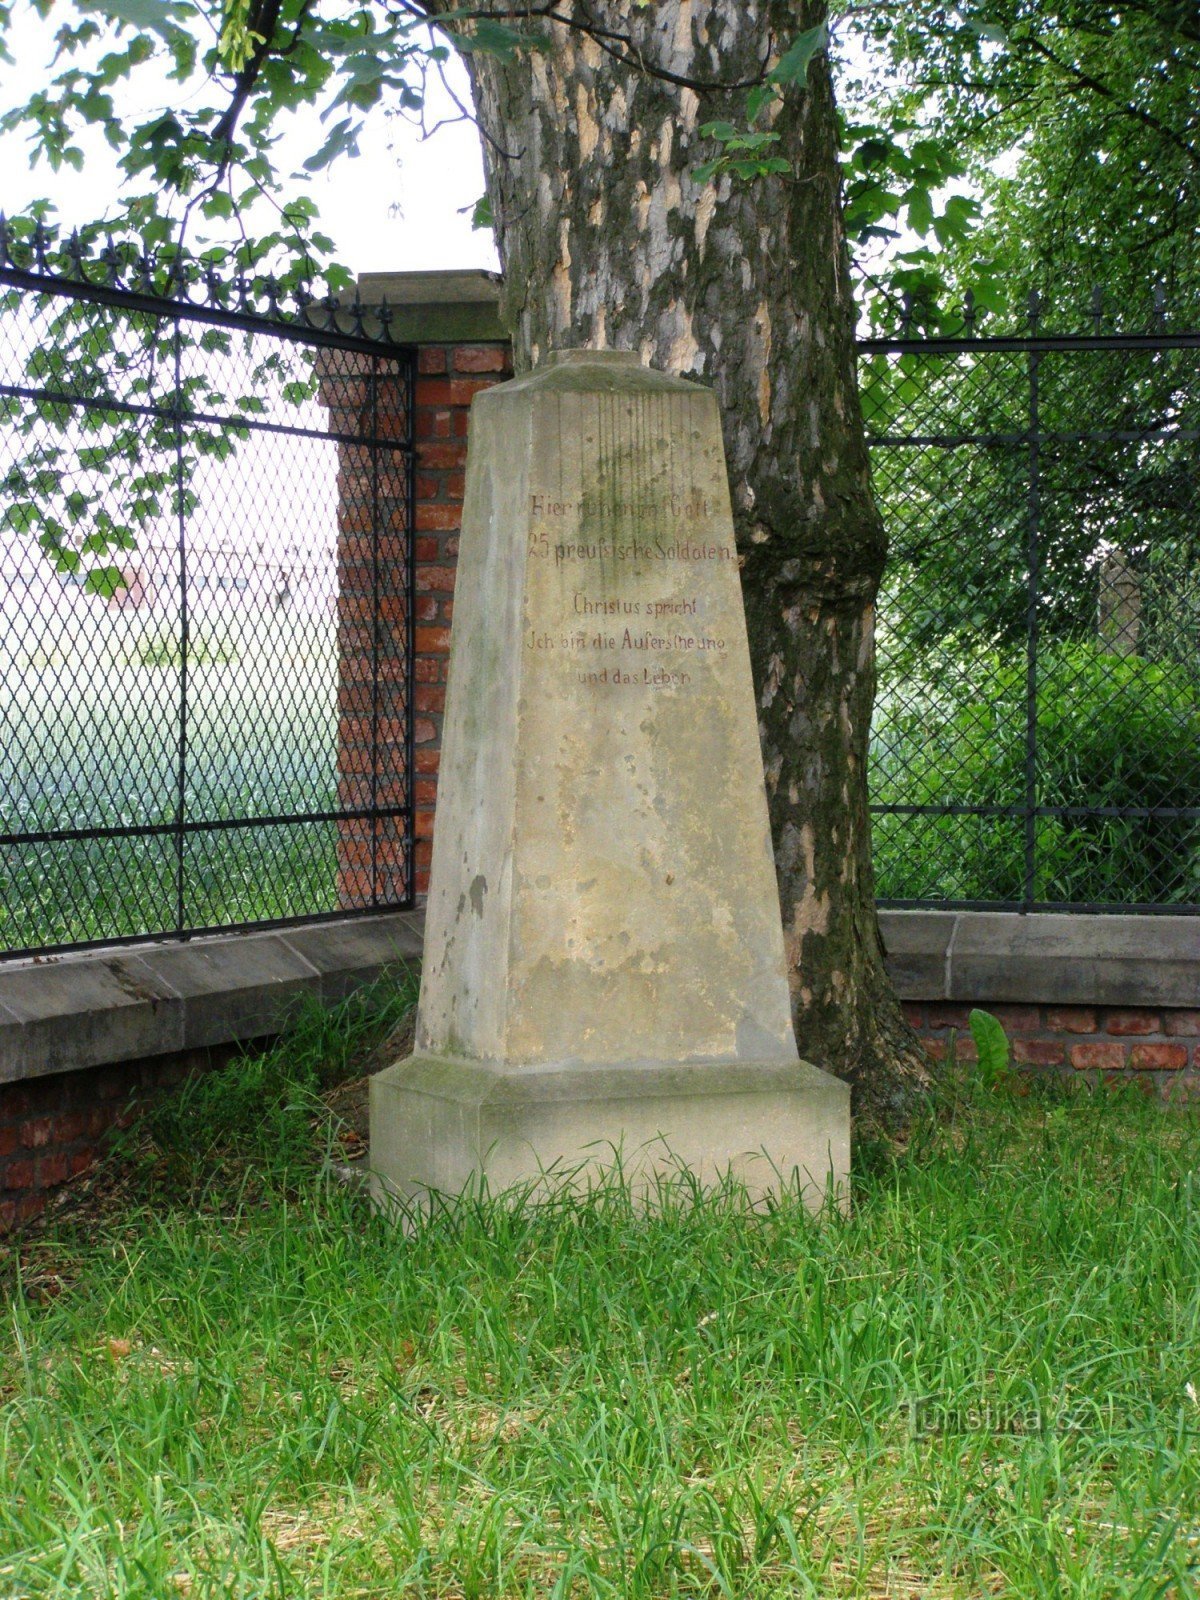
[410,342,512,891]
[334,271,512,900]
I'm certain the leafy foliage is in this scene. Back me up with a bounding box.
[840,2,1200,332]
[872,646,1200,906]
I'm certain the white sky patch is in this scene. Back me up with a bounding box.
[0,6,498,276]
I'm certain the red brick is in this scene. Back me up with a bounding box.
[418,347,448,374]
[414,378,458,406]
[414,596,438,622]
[1102,1072,1157,1099]
[445,536,460,557]
[34,1152,71,1188]
[922,1035,977,1063]
[417,567,457,596]
[2,1158,36,1190]
[443,472,466,500]
[418,442,467,470]
[1104,1010,1159,1036]
[414,717,437,744]
[54,1112,90,1143]
[414,685,445,714]
[452,409,472,437]
[414,536,440,562]
[0,1126,18,1160]
[413,474,442,501]
[15,1191,46,1223]
[1129,1042,1189,1071]
[415,778,438,805]
[988,1005,1041,1032]
[68,1148,96,1178]
[1045,1007,1097,1034]
[901,1003,925,1029]
[454,345,509,374]
[415,810,436,840]
[414,658,440,683]
[414,407,452,440]
[449,376,495,404]
[1070,1042,1127,1071]
[415,626,452,654]
[415,503,462,533]
[1164,1012,1200,1037]
[415,750,440,774]
[926,1005,972,1030]
[20,1117,55,1149]
[1012,1040,1066,1067]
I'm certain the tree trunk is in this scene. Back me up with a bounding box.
[425,0,930,1123]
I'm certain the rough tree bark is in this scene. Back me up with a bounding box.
[424,0,930,1123]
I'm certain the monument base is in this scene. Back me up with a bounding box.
[369,1055,850,1214]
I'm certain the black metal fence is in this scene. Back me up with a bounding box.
[0,223,415,957]
[2,224,1197,959]
[864,301,1200,913]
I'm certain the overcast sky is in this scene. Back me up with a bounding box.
[0,7,500,279]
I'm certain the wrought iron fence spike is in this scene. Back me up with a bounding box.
[350,290,366,337]
[134,249,155,293]
[0,214,10,269]
[963,288,976,334]
[378,297,393,336]
[1152,282,1167,330]
[65,229,87,280]
[32,218,50,273]
[1091,285,1104,333]
[167,251,188,298]
[899,291,914,336]
[101,235,121,287]
[1026,288,1042,330]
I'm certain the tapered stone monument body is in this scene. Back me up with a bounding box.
[371,350,849,1207]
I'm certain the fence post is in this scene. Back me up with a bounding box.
[1023,293,1042,913]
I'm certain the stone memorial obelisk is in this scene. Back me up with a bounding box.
[371,350,849,1207]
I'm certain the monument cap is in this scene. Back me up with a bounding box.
[544,347,642,369]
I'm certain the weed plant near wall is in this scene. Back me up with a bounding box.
[872,645,1200,904]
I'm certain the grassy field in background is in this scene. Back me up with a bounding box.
[1,615,341,949]
[2,984,1199,1598]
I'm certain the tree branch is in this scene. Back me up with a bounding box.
[1022,32,1200,170]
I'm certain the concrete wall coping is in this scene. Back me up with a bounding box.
[0,909,1193,1087]
[356,269,508,345]
[0,914,423,1087]
[880,910,1199,1008]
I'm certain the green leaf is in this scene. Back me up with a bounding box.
[906,186,934,236]
[84,564,127,598]
[969,1010,1010,1088]
[455,18,532,61]
[770,22,828,87]
[76,0,187,40]
[3,502,39,533]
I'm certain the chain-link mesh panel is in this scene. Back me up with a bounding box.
[1,272,413,956]
[867,333,1200,911]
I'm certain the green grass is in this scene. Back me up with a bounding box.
[3,996,1200,1598]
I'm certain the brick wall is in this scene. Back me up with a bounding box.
[0,1046,236,1231]
[331,338,512,904]
[905,1002,1200,1099]
[409,343,512,893]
